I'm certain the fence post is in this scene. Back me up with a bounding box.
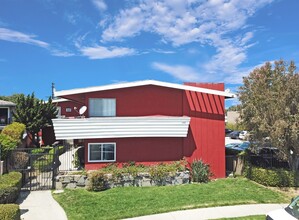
[52,146,57,190]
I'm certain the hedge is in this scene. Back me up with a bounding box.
[0,172,22,204]
[0,204,20,220]
[244,165,299,187]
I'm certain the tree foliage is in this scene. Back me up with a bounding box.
[0,94,23,104]
[238,60,299,170]
[13,93,57,146]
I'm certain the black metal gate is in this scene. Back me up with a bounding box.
[6,147,60,190]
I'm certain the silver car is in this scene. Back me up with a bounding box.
[266,196,299,219]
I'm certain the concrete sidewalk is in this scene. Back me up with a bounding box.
[125,204,288,220]
[17,190,67,220]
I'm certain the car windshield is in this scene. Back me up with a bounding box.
[285,196,299,218]
[239,142,250,149]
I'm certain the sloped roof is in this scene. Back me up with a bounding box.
[0,100,16,106]
[55,80,235,98]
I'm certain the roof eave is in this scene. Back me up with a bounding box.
[54,80,236,98]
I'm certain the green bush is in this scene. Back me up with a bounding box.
[0,204,20,220]
[244,165,298,187]
[149,163,177,185]
[1,122,25,141]
[191,159,212,183]
[0,122,25,160]
[0,135,19,160]
[87,170,108,191]
[0,172,22,204]
[49,146,65,155]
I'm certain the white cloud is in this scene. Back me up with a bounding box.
[80,45,136,59]
[152,49,175,54]
[101,0,274,79]
[0,27,49,48]
[223,61,276,84]
[92,0,107,12]
[152,62,200,81]
[51,49,75,57]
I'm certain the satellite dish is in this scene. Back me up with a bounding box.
[79,106,87,115]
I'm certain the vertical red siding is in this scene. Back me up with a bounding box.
[57,83,226,178]
[183,83,225,178]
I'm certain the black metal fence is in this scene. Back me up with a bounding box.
[5,147,59,190]
[226,152,290,176]
[3,142,84,190]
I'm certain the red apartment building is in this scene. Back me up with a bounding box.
[51,80,234,178]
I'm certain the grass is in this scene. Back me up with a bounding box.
[215,215,265,220]
[53,178,288,220]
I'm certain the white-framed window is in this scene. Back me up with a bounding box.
[89,98,116,117]
[88,143,116,162]
[66,107,72,112]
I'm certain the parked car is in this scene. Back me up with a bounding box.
[229,141,250,152]
[225,142,250,155]
[239,130,248,140]
[225,143,240,150]
[225,128,233,135]
[266,196,299,219]
[228,131,240,139]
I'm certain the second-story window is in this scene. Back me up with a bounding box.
[89,98,116,117]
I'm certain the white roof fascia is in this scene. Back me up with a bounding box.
[54,80,235,98]
[52,98,70,103]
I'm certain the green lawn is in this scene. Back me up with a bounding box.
[215,215,265,220]
[53,178,287,220]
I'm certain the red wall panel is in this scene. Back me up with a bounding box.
[58,84,226,178]
[85,137,184,170]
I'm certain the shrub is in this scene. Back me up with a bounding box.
[0,134,19,160]
[0,204,20,220]
[31,148,46,154]
[243,165,298,187]
[87,170,108,191]
[1,122,25,141]
[8,151,29,170]
[149,163,177,185]
[0,122,25,160]
[0,172,22,204]
[191,159,212,183]
[49,146,65,155]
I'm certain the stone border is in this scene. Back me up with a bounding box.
[55,171,190,190]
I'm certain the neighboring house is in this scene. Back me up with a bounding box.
[226,111,240,125]
[0,100,16,131]
[51,80,234,178]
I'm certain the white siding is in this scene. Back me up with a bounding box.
[52,116,190,140]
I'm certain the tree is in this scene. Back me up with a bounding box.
[0,94,24,103]
[13,93,58,147]
[226,105,241,112]
[238,60,299,171]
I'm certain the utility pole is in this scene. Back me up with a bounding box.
[52,82,55,99]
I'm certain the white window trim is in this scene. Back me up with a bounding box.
[88,142,116,162]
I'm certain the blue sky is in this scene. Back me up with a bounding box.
[0,0,298,107]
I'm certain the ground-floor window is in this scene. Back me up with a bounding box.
[88,143,116,162]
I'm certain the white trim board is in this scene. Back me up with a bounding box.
[55,80,235,98]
